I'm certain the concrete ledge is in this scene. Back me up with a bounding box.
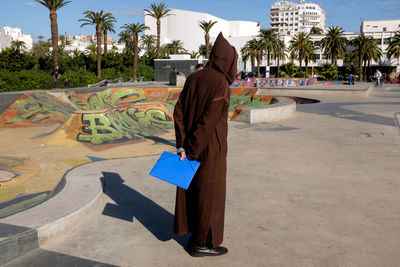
[0,228,39,265]
[234,97,296,123]
[257,85,372,97]
[0,161,105,246]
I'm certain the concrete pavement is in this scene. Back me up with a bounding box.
[3,84,400,266]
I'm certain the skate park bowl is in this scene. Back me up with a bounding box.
[0,86,309,219]
[0,79,372,219]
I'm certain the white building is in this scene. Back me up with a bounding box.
[144,8,260,57]
[63,34,124,54]
[270,0,325,35]
[361,19,400,69]
[0,26,33,51]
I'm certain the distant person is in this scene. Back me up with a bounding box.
[374,69,382,87]
[64,78,70,88]
[195,63,204,71]
[53,65,61,89]
[173,33,238,257]
[349,73,354,85]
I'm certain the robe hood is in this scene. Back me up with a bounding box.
[206,33,238,85]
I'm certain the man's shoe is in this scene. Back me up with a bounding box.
[191,244,228,257]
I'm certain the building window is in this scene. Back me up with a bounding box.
[383,38,390,44]
[383,27,387,32]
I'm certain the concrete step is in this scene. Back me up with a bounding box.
[0,223,39,265]
[3,248,118,267]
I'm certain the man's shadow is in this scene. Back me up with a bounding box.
[100,172,189,250]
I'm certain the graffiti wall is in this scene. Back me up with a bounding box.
[315,81,343,86]
[66,88,181,111]
[0,93,77,127]
[231,78,317,88]
[0,87,263,145]
[230,95,273,110]
[77,104,174,145]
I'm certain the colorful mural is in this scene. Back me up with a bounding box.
[66,88,181,110]
[230,78,317,88]
[229,95,273,110]
[78,104,174,145]
[315,81,343,86]
[0,93,77,127]
[0,86,272,217]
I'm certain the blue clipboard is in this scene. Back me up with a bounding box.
[149,151,200,190]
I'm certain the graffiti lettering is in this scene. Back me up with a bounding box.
[77,107,174,144]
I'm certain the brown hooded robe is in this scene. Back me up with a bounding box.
[173,33,238,248]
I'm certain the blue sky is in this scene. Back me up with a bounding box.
[1,0,399,41]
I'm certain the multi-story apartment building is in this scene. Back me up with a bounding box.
[0,26,33,51]
[361,19,400,68]
[270,0,325,35]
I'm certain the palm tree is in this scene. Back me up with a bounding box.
[310,26,323,35]
[144,3,172,58]
[168,40,186,54]
[79,10,116,77]
[85,41,97,57]
[247,38,264,77]
[241,41,257,74]
[259,29,279,66]
[119,30,133,55]
[289,32,313,69]
[321,26,348,66]
[140,34,156,57]
[387,31,400,61]
[102,19,116,55]
[58,35,71,56]
[121,23,150,80]
[189,51,199,58]
[199,20,218,58]
[10,40,27,51]
[364,38,382,78]
[198,43,213,58]
[352,34,370,80]
[35,0,70,70]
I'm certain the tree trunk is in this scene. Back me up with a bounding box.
[251,58,254,74]
[104,31,108,55]
[267,50,270,66]
[257,52,261,77]
[205,33,210,59]
[363,59,367,81]
[359,51,364,81]
[50,10,59,70]
[156,19,161,58]
[305,59,308,74]
[96,25,102,78]
[133,34,138,80]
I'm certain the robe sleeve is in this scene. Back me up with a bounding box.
[185,86,229,159]
[173,93,185,149]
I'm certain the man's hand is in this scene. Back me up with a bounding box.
[179,151,186,161]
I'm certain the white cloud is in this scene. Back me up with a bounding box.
[24,2,38,7]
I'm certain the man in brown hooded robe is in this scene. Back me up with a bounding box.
[173,33,238,257]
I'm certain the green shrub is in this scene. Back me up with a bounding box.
[295,71,308,78]
[0,48,36,72]
[279,63,298,78]
[0,69,53,92]
[63,70,100,88]
[319,64,338,80]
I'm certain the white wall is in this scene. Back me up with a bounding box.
[0,26,33,51]
[145,8,260,53]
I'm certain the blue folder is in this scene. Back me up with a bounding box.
[149,151,201,190]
